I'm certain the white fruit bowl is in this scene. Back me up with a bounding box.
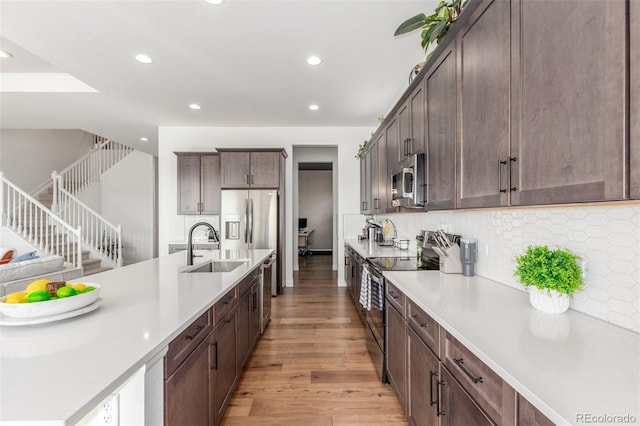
[0,284,101,319]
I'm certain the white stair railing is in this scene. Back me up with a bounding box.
[52,173,123,268]
[57,136,133,196]
[1,172,82,269]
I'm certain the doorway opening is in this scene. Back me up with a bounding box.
[292,146,338,276]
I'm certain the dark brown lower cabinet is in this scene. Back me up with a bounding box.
[250,283,261,347]
[386,302,407,414]
[518,394,554,426]
[212,308,238,423]
[165,334,211,426]
[407,327,440,426]
[237,289,251,369]
[440,367,493,426]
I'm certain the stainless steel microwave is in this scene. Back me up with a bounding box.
[391,153,425,208]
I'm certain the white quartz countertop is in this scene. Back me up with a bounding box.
[344,237,416,259]
[383,270,640,426]
[0,248,273,425]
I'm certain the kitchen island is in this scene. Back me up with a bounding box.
[0,248,273,425]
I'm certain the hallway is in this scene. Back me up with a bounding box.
[221,255,407,425]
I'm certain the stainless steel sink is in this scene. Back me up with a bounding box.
[183,260,246,273]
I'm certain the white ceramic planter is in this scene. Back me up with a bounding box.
[528,286,570,314]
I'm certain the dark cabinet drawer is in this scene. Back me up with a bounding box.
[444,331,515,425]
[165,309,213,378]
[407,298,440,358]
[215,287,238,324]
[238,268,260,297]
[518,394,554,426]
[385,281,406,316]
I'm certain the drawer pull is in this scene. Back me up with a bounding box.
[412,314,429,328]
[436,379,445,417]
[429,371,438,406]
[185,324,204,340]
[454,358,483,384]
[388,291,398,299]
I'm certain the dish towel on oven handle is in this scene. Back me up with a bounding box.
[359,265,372,310]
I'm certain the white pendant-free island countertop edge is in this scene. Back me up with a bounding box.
[0,248,274,425]
[383,270,640,426]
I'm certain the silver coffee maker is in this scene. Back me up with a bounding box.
[460,238,477,277]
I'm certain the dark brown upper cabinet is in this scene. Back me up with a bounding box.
[219,150,282,189]
[360,146,372,214]
[400,82,426,162]
[373,133,388,213]
[426,44,458,211]
[175,153,221,215]
[457,0,511,209]
[509,0,628,205]
[631,0,640,199]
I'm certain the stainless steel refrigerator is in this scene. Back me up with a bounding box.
[221,190,279,295]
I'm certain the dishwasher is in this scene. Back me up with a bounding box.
[260,253,277,333]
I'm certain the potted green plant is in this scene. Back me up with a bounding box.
[394,0,469,58]
[514,245,585,314]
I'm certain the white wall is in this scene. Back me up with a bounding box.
[158,127,367,287]
[299,170,332,251]
[373,203,640,333]
[101,151,156,265]
[0,129,94,192]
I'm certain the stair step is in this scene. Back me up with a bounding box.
[82,258,101,269]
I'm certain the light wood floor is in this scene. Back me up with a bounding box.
[221,255,408,426]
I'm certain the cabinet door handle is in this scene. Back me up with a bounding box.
[498,160,507,193]
[407,138,412,155]
[185,324,204,340]
[429,371,438,406]
[211,341,218,370]
[436,379,445,417]
[250,174,254,184]
[454,358,484,384]
[246,174,250,184]
[508,156,517,191]
[252,291,258,311]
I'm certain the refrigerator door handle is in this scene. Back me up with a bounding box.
[249,198,254,244]
[244,198,249,244]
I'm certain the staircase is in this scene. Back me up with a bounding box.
[2,137,132,276]
[37,186,113,276]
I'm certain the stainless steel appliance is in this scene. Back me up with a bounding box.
[260,253,276,333]
[221,190,279,296]
[391,153,425,208]
[460,238,477,276]
[363,262,387,382]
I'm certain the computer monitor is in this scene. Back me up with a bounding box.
[298,218,307,230]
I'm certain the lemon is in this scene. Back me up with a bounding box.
[70,283,86,293]
[26,279,51,295]
[56,286,77,298]
[27,290,52,303]
[4,292,28,304]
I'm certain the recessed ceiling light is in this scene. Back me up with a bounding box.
[140,137,149,142]
[309,104,319,111]
[206,0,225,4]
[189,104,201,110]
[135,54,153,64]
[0,50,13,59]
[306,56,322,66]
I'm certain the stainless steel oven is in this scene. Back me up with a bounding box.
[363,262,387,382]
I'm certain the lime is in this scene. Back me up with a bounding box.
[27,290,52,303]
[56,286,77,298]
[26,279,51,294]
[83,286,96,293]
[4,292,28,304]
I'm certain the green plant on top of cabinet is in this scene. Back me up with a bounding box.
[218,150,284,189]
[509,0,628,205]
[175,153,221,214]
[426,43,457,211]
[456,0,511,209]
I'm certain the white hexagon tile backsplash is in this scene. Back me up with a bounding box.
[379,203,640,333]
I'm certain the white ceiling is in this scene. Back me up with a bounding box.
[0,0,435,155]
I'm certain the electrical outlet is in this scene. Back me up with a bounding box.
[98,394,119,426]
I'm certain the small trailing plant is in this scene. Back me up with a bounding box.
[394,0,469,57]
[355,140,368,159]
[514,245,585,296]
